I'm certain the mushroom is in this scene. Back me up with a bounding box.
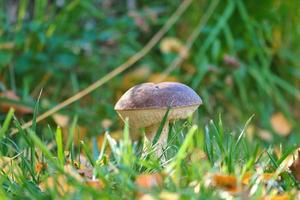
[114,82,202,156]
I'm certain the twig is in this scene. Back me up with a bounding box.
[156,0,220,82]
[10,0,193,135]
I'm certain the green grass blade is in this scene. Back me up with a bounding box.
[0,108,14,140]
[55,127,64,166]
[234,115,254,151]
[152,108,170,145]
[81,140,95,167]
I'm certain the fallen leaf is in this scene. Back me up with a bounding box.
[135,173,164,189]
[241,172,253,185]
[212,174,238,193]
[288,149,300,181]
[53,113,70,127]
[262,173,274,182]
[160,37,184,54]
[35,162,48,174]
[85,179,104,189]
[270,113,292,136]
[0,90,33,115]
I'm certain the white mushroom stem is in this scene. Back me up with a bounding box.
[146,122,169,158]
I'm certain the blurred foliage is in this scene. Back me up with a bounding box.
[0,0,300,144]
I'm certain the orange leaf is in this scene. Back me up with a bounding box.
[241,172,252,185]
[212,174,239,193]
[135,173,164,189]
[35,162,48,174]
[85,179,104,189]
[262,173,274,182]
[270,113,292,136]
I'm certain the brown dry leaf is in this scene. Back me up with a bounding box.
[35,162,48,174]
[148,73,178,83]
[135,173,164,189]
[160,37,184,54]
[159,191,180,200]
[212,174,239,193]
[85,179,104,189]
[288,149,300,181]
[270,113,292,136]
[241,172,253,185]
[262,173,275,182]
[52,113,70,127]
[0,90,33,115]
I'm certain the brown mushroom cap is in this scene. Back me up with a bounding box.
[114,82,202,130]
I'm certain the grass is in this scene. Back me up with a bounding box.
[0,111,298,199]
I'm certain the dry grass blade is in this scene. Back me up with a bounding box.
[10,0,193,135]
[156,0,220,82]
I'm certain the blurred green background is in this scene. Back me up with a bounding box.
[0,0,299,145]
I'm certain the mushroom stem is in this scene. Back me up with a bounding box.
[146,122,169,158]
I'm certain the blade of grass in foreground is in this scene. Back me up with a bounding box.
[152,108,170,145]
[166,125,197,183]
[55,127,64,166]
[0,108,14,140]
